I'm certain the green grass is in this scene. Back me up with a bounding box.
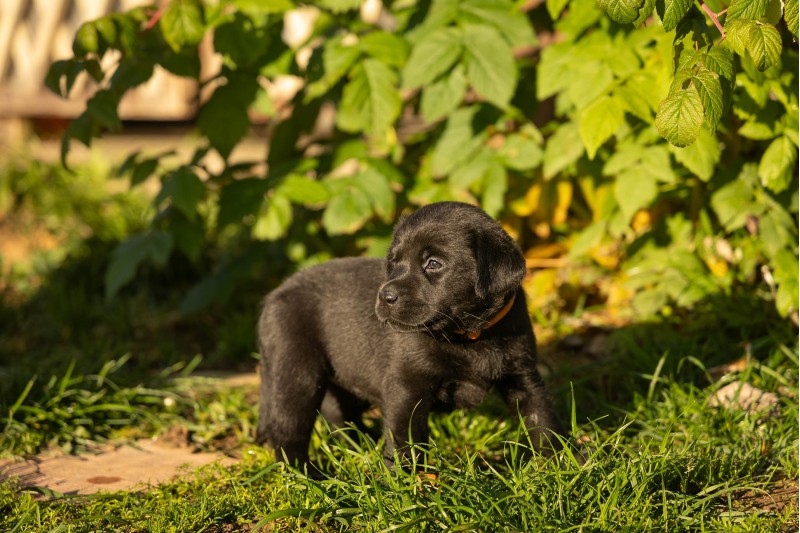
[0,336,796,532]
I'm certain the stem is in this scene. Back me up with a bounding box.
[144,1,170,32]
[699,1,726,38]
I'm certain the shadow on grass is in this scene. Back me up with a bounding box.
[1,234,797,462]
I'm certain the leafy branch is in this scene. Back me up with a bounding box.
[44,0,798,321]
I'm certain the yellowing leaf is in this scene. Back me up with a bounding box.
[553,181,573,225]
[631,209,652,232]
[511,182,542,217]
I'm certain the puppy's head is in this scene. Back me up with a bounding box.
[375,202,525,334]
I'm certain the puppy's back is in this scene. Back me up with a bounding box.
[258,256,385,350]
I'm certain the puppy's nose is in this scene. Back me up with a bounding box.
[381,288,398,304]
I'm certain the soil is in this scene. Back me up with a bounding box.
[0,437,235,497]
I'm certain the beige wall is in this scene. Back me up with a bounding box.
[0,0,197,119]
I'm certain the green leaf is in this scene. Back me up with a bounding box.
[761,205,798,259]
[579,95,625,160]
[169,211,205,261]
[449,149,492,189]
[105,231,173,301]
[94,17,117,50]
[401,27,463,89]
[569,222,606,257]
[46,60,82,97]
[336,59,401,139]
[614,166,659,221]
[462,24,517,109]
[180,251,261,314]
[670,127,720,181]
[634,0,657,25]
[459,0,537,48]
[86,90,122,131]
[278,175,330,206]
[773,249,799,317]
[198,74,259,159]
[420,64,467,124]
[658,0,694,31]
[726,0,770,21]
[617,73,658,121]
[217,178,270,230]
[543,121,585,180]
[689,68,724,131]
[786,0,799,38]
[724,19,782,71]
[131,157,160,186]
[359,32,410,68]
[253,194,293,240]
[110,57,155,92]
[214,12,271,68]
[537,42,572,100]
[316,0,361,12]
[597,0,646,24]
[157,167,205,220]
[481,159,508,218]
[655,86,704,147]
[355,167,395,222]
[160,0,205,52]
[496,133,544,171]
[702,46,735,83]
[305,35,362,101]
[431,106,485,177]
[710,170,762,231]
[547,0,571,19]
[758,136,798,193]
[233,0,294,16]
[322,185,373,235]
[738,120,777,140]
[73,22,99,56]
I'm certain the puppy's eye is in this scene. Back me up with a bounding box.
[424,258,443,271]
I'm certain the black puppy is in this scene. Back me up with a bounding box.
[256,201,564,466]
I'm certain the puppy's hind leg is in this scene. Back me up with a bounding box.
[256,312,328,466]
[320,384,379,439]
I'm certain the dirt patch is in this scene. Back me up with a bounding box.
[735,478,799,514]
[0,437,235,497]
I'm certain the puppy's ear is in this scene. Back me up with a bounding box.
[474,229,526,299]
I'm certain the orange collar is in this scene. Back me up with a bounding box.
[455,293,516,340]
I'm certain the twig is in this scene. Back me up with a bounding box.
[144,1,170,32]
[698,1,726,38]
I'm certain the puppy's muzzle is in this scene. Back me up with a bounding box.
[380,287,399,304]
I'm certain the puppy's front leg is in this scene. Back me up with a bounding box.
[500,371,565,456]
[381,381,432,467]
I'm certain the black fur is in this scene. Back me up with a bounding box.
[256,201,564,466]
